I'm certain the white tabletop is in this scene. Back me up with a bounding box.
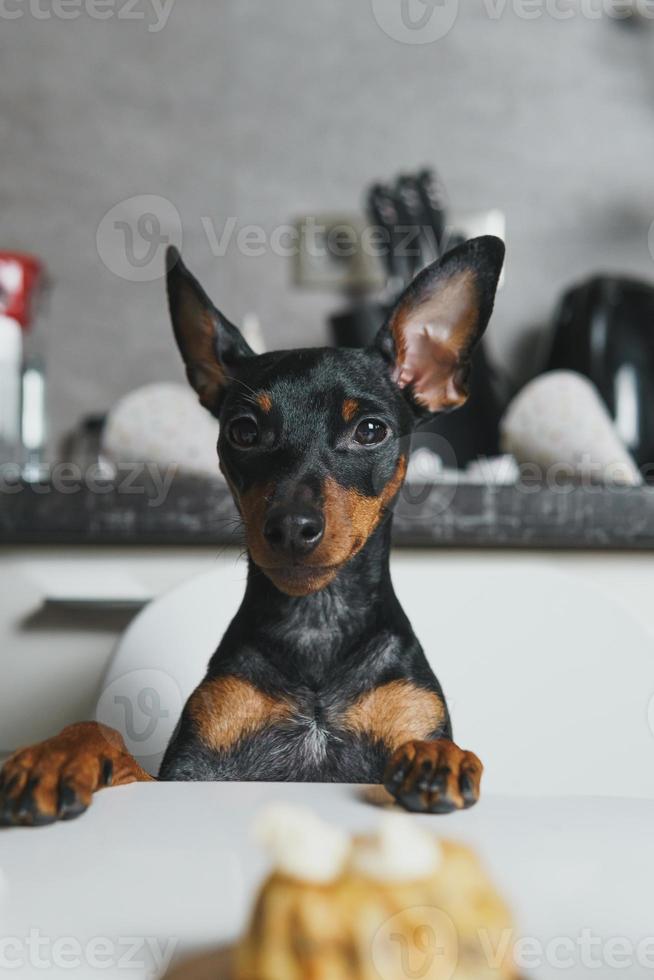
[0,784,653,980]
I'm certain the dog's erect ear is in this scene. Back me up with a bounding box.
[375,236,505,414]
[165,247,254,416]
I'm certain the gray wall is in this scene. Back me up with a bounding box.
[3,1,654,451]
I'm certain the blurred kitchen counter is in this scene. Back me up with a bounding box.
[2,471,654,548]
[0,472,654,550]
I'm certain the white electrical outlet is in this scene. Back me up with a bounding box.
[293,213,385,292]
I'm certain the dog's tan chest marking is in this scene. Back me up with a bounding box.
[188,675,443,763]
[341,680,445,751]
[188,677,294,752]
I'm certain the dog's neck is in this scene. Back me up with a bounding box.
[235,518,402,686]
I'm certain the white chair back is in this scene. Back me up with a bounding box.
[101,555,654,797]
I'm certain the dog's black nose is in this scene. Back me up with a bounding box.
[263,506,324,557]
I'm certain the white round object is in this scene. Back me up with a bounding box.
[101,382,221,478]
[500,370,642,486]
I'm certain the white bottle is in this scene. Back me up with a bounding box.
[0,313,22,464]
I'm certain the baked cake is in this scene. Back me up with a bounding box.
[234,805,518,980]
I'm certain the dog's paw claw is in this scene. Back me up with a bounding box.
[101,758,114,787]
[384,739,483,815]
[57,783,88,821]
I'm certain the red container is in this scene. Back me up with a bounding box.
[0,253,46,332]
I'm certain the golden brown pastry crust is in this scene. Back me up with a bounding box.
[235,839,517,980]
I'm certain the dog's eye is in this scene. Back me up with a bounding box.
[227,417,259,449]
[353,418,388,446]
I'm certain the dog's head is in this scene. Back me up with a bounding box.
[166,236,504,596]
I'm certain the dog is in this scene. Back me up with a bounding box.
[0,235,504,825]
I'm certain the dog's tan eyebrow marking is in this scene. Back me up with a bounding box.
[256,391,273,413]
[342,398,359,423]
[187,676,293,752]
[341,680,445,751]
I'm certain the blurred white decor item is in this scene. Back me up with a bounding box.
[500,370,642,486]
[406,448,519,486]
[101,382,221,478]
[465,454,519,485]
[405,447,443,484]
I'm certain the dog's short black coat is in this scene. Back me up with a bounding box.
[160,519,449,783]
[0,234,504,824]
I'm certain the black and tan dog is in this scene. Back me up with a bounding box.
[0,235,504,825]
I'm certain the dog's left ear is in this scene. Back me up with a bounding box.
[375,235,505,414]
[165,246,254,416]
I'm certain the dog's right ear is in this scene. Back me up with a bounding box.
[374,236,505,417]
[165,247,254,416]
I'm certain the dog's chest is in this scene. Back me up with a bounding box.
[224,689,386,782]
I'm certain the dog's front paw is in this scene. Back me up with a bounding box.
[0,722,152,827]
[383,738,483,814]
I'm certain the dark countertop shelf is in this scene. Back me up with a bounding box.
[2,473,654,549]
